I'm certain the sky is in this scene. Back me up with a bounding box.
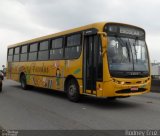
[0,0,160,69]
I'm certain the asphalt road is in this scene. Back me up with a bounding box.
[0,79,160,130]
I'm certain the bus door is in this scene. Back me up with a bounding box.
[83,34,103,95]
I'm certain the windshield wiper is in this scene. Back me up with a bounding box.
[126,38,135,71]
[133,39,138,62]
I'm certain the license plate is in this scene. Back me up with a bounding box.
[130,87,138,91]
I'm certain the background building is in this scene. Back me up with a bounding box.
[151,62,160,79]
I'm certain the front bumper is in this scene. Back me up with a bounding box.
[102,77,151,97]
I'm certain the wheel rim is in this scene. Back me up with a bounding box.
[68,84,76,96]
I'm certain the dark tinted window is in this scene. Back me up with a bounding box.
[8,48,13,55]
[21,45,28,53]
[65,46,81,59]
[52,38,63,49]
[8,56,13,62]
[50,49,63,60]
[38,51,49,60]
[13,55,19,62]
[20,45,28,61]
[38,40,49,60]
[28,43,38,61]
[15,47,20,54]
[20,54,27,61]
[50,37,63,60]
[40,41,49,51]
[67,34,81,47]
[65,33,82,59]
[8,48,14,62]
[28,52,37,61]
[30,43,38,52]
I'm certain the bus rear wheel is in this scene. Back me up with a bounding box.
[20,74,28,90]
[67,79,80,102]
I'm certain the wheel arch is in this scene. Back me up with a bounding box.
[64,75,79,93]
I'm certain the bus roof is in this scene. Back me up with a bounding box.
[8,22,144,48]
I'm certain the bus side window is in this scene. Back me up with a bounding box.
[28,43,38,61]
[13,47,20,62]
[50,38,63,60]
[20,45,28,61]
[8,48,14,62]
[38,40,49,61]
[65,33,82,59]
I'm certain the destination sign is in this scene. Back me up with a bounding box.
[120,27,139,35]
[105,24,145,38]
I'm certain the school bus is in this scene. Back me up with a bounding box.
[7,22,151,101]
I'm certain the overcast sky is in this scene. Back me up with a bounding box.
[0,0,160,69]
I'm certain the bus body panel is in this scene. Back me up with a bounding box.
[7,53,83,91]
[7,22,151,99]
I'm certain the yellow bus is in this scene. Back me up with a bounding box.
[7,22,151,101]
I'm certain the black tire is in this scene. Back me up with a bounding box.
[66,79,80,102]
[20,74,28,90]
[0,87,2,92]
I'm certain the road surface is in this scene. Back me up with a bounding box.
[0,79,160,130]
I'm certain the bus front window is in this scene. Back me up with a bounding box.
[130,39,149,71]
[107,36,149,77]
[107,37,133,71]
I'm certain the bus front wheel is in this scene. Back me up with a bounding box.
[67,79,80,102]
[20,74,28,90]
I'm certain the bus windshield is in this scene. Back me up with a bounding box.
[107,36,149,77]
